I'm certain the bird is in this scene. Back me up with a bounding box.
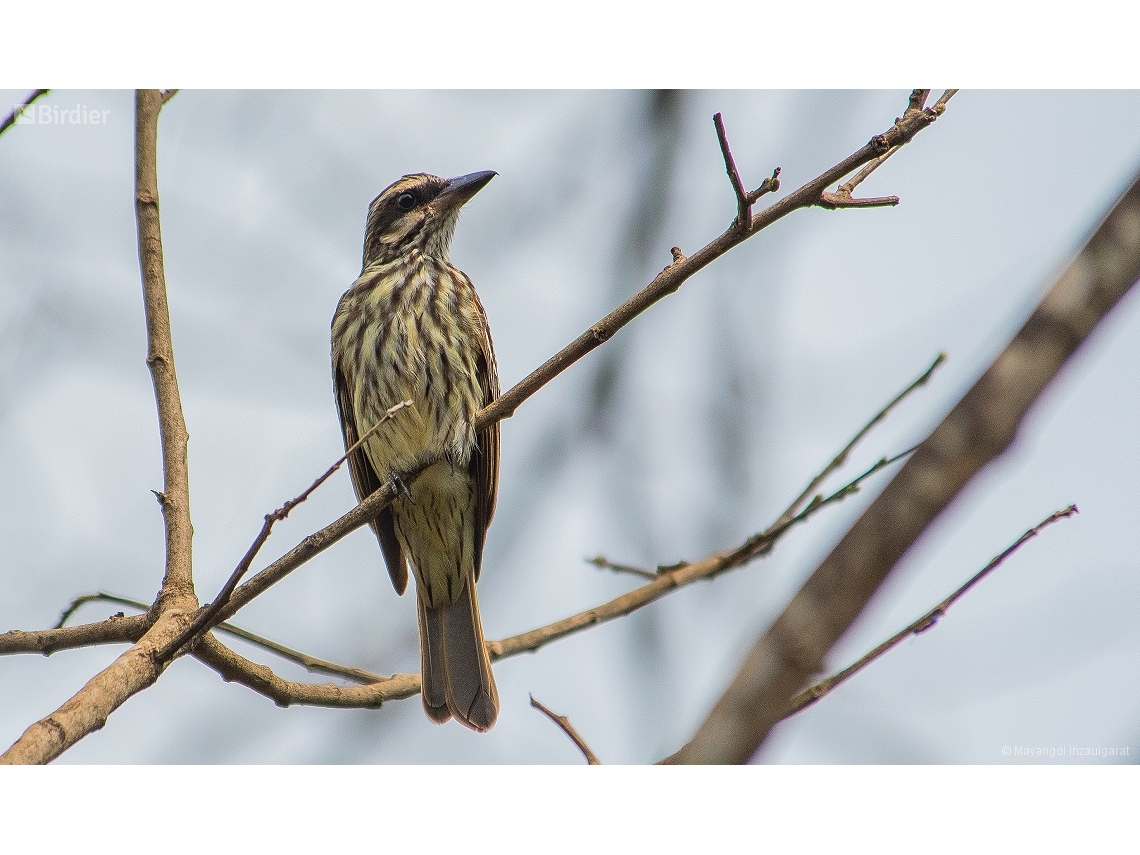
[331,171,500,731]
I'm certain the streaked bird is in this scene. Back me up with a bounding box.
[332,171,500,731]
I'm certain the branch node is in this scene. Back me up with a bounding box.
[670,246,685,264]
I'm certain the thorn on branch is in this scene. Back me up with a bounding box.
[530,694,601,764]
[151,490,166,506]
[160,89,179,106]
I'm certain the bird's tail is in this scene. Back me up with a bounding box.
[417,572,499,732]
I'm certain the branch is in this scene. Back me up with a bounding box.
[0,615,148,655]
[473,90,952,431]
[666,160,1140,765]
[782,505,1078,720]
[586,555,657,580]
[176,354,938,708]
[160,89,179,105]
[1,90,198,766]
[192,635,418,708]
[713,112,780,231]
[198,90,953,630]
[46,592,386,684]
[530,695,601,764]
[489,445,912,661]
[0,89,48,138]
[154,400,413,665]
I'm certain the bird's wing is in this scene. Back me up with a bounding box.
[470,300,500,582]
[334,361,408,595]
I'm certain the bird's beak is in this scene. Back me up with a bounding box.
[435,170,496,212]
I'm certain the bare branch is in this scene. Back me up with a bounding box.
[0,615,148,656]
[135,89,195,605]
[666,159,1140,765]
[0,89,48,138]
[530,695,601,764]
[908,89,932,113]
[474,91,948,432]
[195,91,950,630]
[192,635,418,708]
[932,90,958,115]
[155,400,413,665]
[713,112,753,230]
[0,90,199,766]
[50,591,386,684]
[772,353,944,533]
[587,555,657,580]
[489,444,912,661]
[782,505,1078,720]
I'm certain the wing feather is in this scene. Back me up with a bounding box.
[334,361,408,594]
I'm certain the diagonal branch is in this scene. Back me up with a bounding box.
[154,400,414,665]
[196,90,954,630]
[530,695,601,764]
[473,90,953,432]
[665,159,1140,765]
[0,89,49,138]
[782,504,1078,720]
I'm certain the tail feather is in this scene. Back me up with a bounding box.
[417,599,452,724]
[417,574,498,732]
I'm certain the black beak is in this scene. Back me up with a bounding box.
[436,170,496,211]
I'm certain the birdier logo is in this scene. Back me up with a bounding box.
[14,103,110,125]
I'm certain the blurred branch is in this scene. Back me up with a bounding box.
[782,505,1078,720]
[0,89,48,138]
[530,695,601,765]
[665,163,1140,765]
[1,90,198,766]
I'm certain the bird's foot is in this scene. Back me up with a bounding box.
[390,472,414,504]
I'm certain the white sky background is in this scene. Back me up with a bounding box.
[2,89,1140,765]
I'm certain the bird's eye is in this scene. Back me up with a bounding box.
[396,192,416,211]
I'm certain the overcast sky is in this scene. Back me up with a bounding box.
[2,90,1140,763]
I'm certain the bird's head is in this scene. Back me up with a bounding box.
[362,170,496,270]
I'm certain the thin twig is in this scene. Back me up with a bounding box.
[178,399,920,708]
[530,695,601,764]
[489,443,914,661]
[53,592,386,684]
[0,89,48,138]
[473,90,949,433]
[587,555,657,580]
[714,112,752,230]
[774,353,944,533]
[782,505,1078,719]
[932,90,958,115]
